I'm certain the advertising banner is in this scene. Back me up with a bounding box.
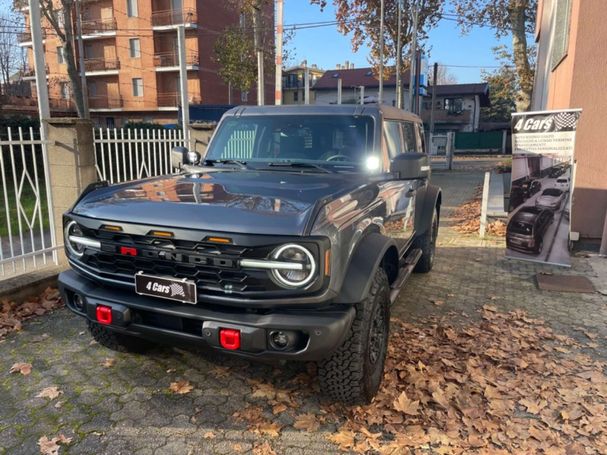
[506,109,581,267]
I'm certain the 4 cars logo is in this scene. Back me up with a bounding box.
[513,116,554,132]
[169,283,185,298]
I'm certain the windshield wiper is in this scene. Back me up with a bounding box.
[204,159,248,169]
[266,161,334,174]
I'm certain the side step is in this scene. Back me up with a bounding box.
[389,248,422,304]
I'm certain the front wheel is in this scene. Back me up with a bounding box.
[414,208,439,273]
[318,268,390,405]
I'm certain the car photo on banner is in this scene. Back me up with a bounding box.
[507,109,581,267]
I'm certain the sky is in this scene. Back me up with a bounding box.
[283,1,511,83]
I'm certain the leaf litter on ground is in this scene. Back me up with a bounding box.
[1,288,62,340]
[225,306,607,454]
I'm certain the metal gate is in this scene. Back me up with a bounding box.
[0,127,57,279]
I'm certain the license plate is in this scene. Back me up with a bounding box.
[135,272,197,304]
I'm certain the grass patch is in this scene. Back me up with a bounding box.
[0,178,50,239]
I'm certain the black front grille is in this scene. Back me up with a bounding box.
[76,229,287,298]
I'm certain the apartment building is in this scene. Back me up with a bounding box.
[281,62,324,105]
[18,0,274,127]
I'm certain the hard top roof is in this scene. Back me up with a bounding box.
[224,104,422,123]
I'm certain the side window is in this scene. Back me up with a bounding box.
[416,123,426,154]
[402,121,416,153]
[383,120,402,159]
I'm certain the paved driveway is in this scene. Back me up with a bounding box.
[1,158,606,454]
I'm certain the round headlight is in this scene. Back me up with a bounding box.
[270,244,316,288]
[65,220,85,258]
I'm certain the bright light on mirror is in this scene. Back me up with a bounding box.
[365,156,381,171]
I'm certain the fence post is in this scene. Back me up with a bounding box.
[446,131,455,170]
[44,118,96,264]
[479,171,491,238]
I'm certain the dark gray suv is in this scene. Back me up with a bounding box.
[58,104,442,404]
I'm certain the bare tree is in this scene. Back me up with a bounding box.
[0,13,20,93]
[433,64,458,85]
[39,0,87,117]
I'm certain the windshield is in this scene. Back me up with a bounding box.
[510,221,533,235]
[542,188,563,196]
[205,115,375,167]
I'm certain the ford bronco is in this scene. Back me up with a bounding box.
[58,105,441,404]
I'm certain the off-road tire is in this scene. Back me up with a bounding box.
[414,208,439,273]
[87,321,153,353]
[318,268,390,405]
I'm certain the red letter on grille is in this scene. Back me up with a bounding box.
[119,246,138,256]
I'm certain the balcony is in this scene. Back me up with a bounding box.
[157,92,179,109]
[153,52,199,71]
[81,17,117,38]
[151,8,197,29]
[49,98,75,111]
[420,108,472,125]
[84,58,120,75]
[21,65,49,81]
[89,96,123,111]
[18,28,46,46]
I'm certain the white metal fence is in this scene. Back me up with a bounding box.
[94,128,186,183]
[0,127,57,279]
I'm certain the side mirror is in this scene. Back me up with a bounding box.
[171,146,201,169]
[390,153,430,180]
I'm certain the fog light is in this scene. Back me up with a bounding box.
[219,328,240,350]
[96,305,112,325]
[269,330,298,351]
[73,293,85,311]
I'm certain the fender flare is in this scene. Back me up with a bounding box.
[335,232,398,304]
[415,184,442,236]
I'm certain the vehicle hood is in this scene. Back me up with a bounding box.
[72,170,368,235]
[536,195,559,206]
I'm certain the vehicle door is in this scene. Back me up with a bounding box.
[380,118,417,254]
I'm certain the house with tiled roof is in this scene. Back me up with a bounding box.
[312,66,490,133]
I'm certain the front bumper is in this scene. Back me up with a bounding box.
[58,270,355,361]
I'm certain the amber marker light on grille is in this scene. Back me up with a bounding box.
[149,230,174,238]
[206,236,232,244]
[324,250,331,276]
[101,224,122,232]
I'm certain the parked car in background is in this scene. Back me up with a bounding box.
[549,167,565,178]
[535,188,566,211]
[555,177,570,191]
[507,207,554,254]
[521,179,542,199]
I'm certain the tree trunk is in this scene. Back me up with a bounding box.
[62,2,86,118]
[510,1,533,112]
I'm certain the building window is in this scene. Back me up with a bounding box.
[129,38,140,58]
[57,46,65,64]
[293,91,298,102]
[126,0,138,17]
[444,97,464,114]
[241,91,248,103]
[551,0,572,70]
[88,81,97,97]
[106,117,115,128]
[60,82,69,99]
[132,78,143,97]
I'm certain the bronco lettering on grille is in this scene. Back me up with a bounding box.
[136,248,236,268]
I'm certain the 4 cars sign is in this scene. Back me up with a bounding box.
[507,109,581,267]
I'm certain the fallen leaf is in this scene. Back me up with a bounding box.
[327,429,356,450]
[101,358,115,368]
[393,391,420,415]
[169,380,193,395]
[202,431,215,439]
[36,387,62,400]
[38,434,72,455]
[253,441,277,455]
[257,421,282,438]
[293,413,320,432]
[9,362,32,375]
[272,403,287,415]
